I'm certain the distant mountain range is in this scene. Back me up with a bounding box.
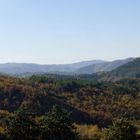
[0,58,134,75]
[0,58,136,75]
[0,60,105,75]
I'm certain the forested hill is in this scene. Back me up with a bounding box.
[103,57,140,81]
[0,75,140,126]
[75,57,133,74]
[0,75,140,139]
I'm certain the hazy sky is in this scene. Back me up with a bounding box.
[0,0,140,64]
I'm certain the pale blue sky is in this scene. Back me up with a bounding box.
[0,0,140,64]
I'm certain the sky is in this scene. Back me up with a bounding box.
[0,0,140,64]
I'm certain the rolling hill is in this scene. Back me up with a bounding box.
[0,58,135,75]
[0,60,105,75]
[102,57,140,81]
[74,58,134,74]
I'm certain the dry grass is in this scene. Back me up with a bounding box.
[75,124,101,140]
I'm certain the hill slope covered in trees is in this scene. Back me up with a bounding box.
[0,75,140,139]
[103,58,140,81]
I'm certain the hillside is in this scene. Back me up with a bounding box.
[0,75,140,139]
[75,58,134,74]
[0,75,140,126]
[104,57,140,81]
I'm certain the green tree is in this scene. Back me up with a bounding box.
[102,119,137,140]
[42,105,78,140]
[7,109,40,140]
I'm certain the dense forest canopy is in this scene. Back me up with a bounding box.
[0,75,140,139]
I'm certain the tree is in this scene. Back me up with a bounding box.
[7,109,40,140]
[102,119,137,140]
[42,105,78,140]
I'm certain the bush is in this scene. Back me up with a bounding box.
[102,119,137,140]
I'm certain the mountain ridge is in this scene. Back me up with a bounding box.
[0,58,135,75]
[102,57,140,81]
[75,57,134,74]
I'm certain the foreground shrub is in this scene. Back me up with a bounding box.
[42,105,78,140]
[6,106,78,140]
[102,119,137,140]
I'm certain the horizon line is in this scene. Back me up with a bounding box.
[0,56,136,65]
